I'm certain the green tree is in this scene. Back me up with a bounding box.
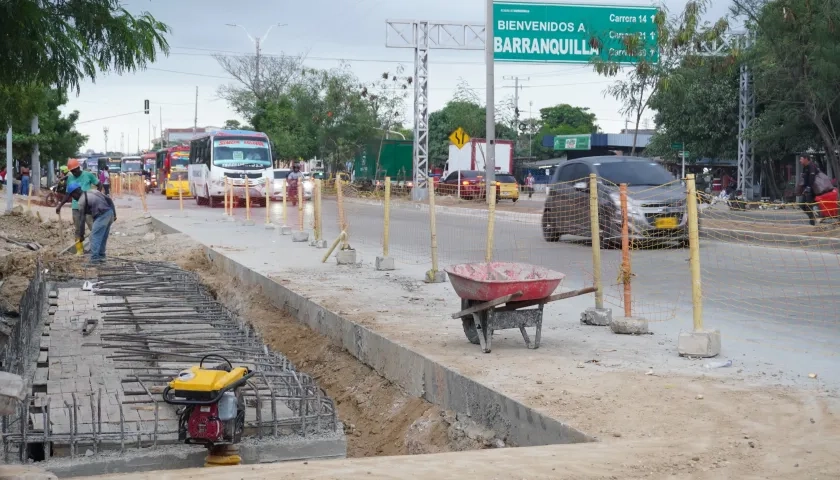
[0,88,87,168]
[732,0,840,175]
[0,0,169,95]
[530,104,599,160]
[590,0,728,154]
[222,119,252,130]
[645,60,739,161]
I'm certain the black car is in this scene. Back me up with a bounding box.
[541,156,688,246]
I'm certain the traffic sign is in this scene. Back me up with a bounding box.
[493,2,660,64]
[554,134,591,151]
[680,151,690,157]
[671,142,684,150]
[449,127,471,149]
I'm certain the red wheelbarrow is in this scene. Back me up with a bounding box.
[446,262,596,353]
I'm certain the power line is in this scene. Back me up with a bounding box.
[76,110,143,125]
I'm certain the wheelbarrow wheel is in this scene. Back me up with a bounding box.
[461,299,481,345]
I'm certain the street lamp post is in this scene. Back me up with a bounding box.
[226,23,287,97]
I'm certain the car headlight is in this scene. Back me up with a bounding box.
[609,192,641,214]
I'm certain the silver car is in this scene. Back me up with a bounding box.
[541,156,688,247]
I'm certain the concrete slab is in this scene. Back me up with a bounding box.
[580,307,612,326]
[292,231,309,242]
[610,317,649,335]
[678,329,722,358]
[335,249,356,265]
[375,256,395,271]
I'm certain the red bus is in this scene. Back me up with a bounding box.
[155,145,190,194]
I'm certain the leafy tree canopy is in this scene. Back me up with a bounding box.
[0,0,170,95]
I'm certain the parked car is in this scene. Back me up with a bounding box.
[437,170,485,199]
[495,174,520,202]
[541,156,687,246]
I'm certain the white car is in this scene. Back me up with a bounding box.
[270,169,312,200]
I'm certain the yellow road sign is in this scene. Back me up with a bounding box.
[449,127,470,149]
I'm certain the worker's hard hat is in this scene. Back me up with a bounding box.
[67,158,81,170]
[66,184,81,195]
[60,166,69,173]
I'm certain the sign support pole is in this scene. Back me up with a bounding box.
[484,0,496,204]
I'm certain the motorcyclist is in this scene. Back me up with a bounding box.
[287,163,303,206]
[56,166,70,195]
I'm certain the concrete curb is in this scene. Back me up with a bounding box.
[150,216,593,447]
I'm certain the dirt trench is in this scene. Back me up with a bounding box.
[179,249,503,458]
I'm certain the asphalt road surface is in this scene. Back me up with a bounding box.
[147,193,840,369]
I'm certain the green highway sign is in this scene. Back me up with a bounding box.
[554,134,591,151]
[493,2,660,64]
[671,142,684,149]
[680,151,690,157]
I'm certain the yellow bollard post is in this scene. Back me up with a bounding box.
[686,174,703,331]
[245,177,251,221]
[299,178,305,232]
[314,179,323,242]
[178,180,183,211]
[589,173,604,310]
[425,185,442,282]
[619,183,631,318]
[223,177,228,215]
[27,183,32,210]
[383,177,391,257]
[282,179,288,227]
[140,179,148,214]
[265,177,271,225]
[335,178,345,246]
[485,185,496,263]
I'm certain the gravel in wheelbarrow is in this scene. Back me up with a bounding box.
[444,262,565,302]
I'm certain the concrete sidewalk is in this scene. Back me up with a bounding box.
[141,206,840,478]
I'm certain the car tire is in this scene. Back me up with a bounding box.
[512,198,518,203]
[542,209,562,242]
[209,194,220,208]
[166,196,172,200]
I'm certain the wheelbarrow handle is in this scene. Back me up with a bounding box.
[451,292,523,319]
[500,286,598,311]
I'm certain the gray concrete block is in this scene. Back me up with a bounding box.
[375,256,395,271]
[279,225,292,235]
[291,231,309,242]
[264,223,275,230]
[610,316,649,335]
[240,219,256,226]
[678,329,721,358]
[336,248,357,265]
[310,239,328,248]
[424,269,447,284]
[580,307,612,326]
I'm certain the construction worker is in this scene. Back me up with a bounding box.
[55,158,98,235]
[65,184,116,261]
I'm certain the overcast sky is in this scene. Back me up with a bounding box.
[65,0,732,152]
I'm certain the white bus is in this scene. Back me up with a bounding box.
[188,129,272,207]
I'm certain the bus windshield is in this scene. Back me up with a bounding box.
[107,160,121,173]
[213,137,271,170]
[171,151,189,169]
[122,160,142,173]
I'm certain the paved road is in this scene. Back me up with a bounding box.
[145,193,840,373]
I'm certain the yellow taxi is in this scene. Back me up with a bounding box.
[165,170,192,199]
[495,174,520,202]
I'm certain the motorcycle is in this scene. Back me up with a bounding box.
[287,178,299,206]
[45,180,67,207]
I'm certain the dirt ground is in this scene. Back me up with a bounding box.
[179,249,500,457]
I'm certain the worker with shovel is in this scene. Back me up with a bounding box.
[65,184,117,261]
[55,158,98,240]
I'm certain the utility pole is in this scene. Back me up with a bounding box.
[484,0,496,203]
[137,128,140,153]
[226,23,286,98]
[103,127,109,153]
[5,126,13,213]
[120,133,124,154]
[148,117,151,150]
[503,76,529,125]
[528,101,533,159]
[159,107,165,148]
[503,75,529,159]
[193,86,198,136]
[127,133,131,154]
[31,116,40,194]
[152,126,157,149]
